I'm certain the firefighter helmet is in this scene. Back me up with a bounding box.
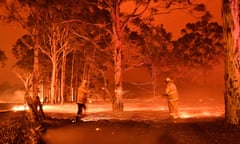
[165,77,172,82]
[81,79,87,85]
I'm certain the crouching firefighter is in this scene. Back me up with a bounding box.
[163,77,179,119]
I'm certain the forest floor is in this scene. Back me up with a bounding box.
[1,97,240,144]
[1,110,240,144]
[0,74,231,144]
[41,111,240,144]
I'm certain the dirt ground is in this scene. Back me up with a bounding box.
[0,111,42,144]
[40,112,240,144]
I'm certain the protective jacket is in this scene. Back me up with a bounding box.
[165,81,179,119]
[165,82,179,101]
[77,84,88,104]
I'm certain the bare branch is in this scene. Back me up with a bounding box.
[71,30,111,55]
[19,36,33,49]
[123,61,145,72]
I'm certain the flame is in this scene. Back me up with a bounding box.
[12,105,29,111]
[10,102,224,120]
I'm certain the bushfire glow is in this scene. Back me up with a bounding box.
[11,104,223,119]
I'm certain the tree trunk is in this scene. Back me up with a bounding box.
[30,33,40,122]
[98,69,112,101]
[222,0,240,125]
[111,1,124,112]
[70,50,76,102]
[152,63,157,97]
[82,59,89,81]
[110,0,150,111]
[112,39,124,112]
[33,34,39,100]
[60,50,67,104]
[50,60,57,104]
[29,31,44,124]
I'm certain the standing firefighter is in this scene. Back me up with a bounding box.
[75,80,89,122]
[163,77,179,119]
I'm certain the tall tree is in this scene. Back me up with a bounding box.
[12,35,34,102]
[61,0,114,103]
[138,23,172,97]
[40,24,71,104]
[174,12,223,85]
[98,0,205,111]
[12,34,51,104]
[222,0,240,125]
[97,0,152,112]
[0,0,49,124]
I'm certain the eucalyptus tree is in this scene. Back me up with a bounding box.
[12,35,34,97]
[121,18,172,97]
[138,22,172,97]
[12,34,51,104]
[40,23,72,104]
[0,0,51,123]
[29,0,85,104]
[95,0,153,111]
[173,12,223,85]
[96,0,206,111]
[222,0,240,125]
[69,17,114,102]
[58,0,114,102]
[0,49,7,67]
[60,31,73,104]
[14,0,114,104]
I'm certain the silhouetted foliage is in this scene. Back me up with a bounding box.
[173,12,223,85]
[12,34,51,74]
[174,12,223,68]
[0,49,7,67]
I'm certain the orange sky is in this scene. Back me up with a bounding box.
[0,0,222,84]
[156,0,222,39]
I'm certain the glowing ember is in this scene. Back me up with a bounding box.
[12,105,29,111]
[9,99,224,121]
[179,112,192,119]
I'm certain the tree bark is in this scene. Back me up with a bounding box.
[152,63,157,97]
[222,0,240,125]
[113,39,124,112]
[30,30,45,124]
[70,50,76,102]
[33,33,39,100]
[111,0,124,112]
[50,57,57,104]
[60,49,67,104]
